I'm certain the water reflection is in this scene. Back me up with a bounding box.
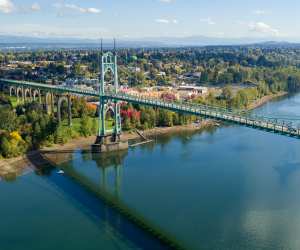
[26,150,172,250]
[273,162,300,185]
[5,93,300,249]
[90,152,126,198]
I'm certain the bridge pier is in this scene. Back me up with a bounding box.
[57,95,72,127]
[24,88,32,102]
[9,86,15,97]
[16,87,24,103]
[92,135,128,153]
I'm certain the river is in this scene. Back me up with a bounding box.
[2,94,300,250]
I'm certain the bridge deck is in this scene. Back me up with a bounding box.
[1,78,299,138]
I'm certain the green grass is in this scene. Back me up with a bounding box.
[10,96,19,108]
[6,95,35,108]
[60,117,114,133]
[5,96,21,108]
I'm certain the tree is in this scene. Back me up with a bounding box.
[0,132,27,158]
[123,116,132,131]
[0,136,11,158]
[0,94,12,106]
[0,107,18,132]
[222,86,233,101]
[92,118,97,134]
[288,75,300,92]
[158,110,173,127]
[79,115,92,137]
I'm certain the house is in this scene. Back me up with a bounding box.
[177,85,208,99]
[157,71,166,77]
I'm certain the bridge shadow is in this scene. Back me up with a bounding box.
[273,162,300,186]
[26,151,184,250]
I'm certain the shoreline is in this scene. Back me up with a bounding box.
[246,91,288,111]
[0,91,288,176]
[0,120,216,178]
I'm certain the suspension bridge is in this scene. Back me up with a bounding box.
[1,78,299,138]
[0,47,300,148]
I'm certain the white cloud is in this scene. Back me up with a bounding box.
[155,18,178,24]
[0,0,14,13]
[253,9,269,15]
[248,22,279,36]
[31,3,40,12]
[155,19,170,24]
[200,18,215,25]
[86,8,101,14]
[54,3,101,14]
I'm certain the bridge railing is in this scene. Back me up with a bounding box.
[0,79,99,97]
[107,91,300,135]
[2,79,300,136]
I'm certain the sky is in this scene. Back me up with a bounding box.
[0,0,299,40]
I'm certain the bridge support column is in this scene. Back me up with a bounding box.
[24,88,32,102]
[92,45,128,153]
[33,89,41,103]
[68,95,72,127]
[57,96,72,127]
[9,86,15,97]
[51,94,55,114]
[16,87,24,103]
[98,97,106,138]
[113,101,122,141]
[93,99,127,153]
[45,92,52,114]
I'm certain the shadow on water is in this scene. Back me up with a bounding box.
[273,162,300,186]
[26,152,186,250]
[146,124,220,150]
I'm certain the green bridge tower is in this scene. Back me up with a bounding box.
[96,39,122,146]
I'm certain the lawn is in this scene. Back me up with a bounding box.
[60,117,114,133]
[8,96,20,108]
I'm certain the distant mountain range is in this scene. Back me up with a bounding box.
[0,35,299,49]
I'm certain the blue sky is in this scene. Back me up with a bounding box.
[0,0,299,40]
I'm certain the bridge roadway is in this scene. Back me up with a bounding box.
[1,79,300,138]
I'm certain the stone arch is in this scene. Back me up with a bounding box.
[32,89,41,103]
[9,86,16,96]
[16,87,23,101]
[45,92,54,114]
[24,88,32,102]
[57,95,72,126]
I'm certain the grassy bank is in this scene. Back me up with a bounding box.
[246,91,288,110]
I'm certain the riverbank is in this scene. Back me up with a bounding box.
[247,91,288,110]
[0,120,216,178]
[0,91,288,176]
[0,152,37,180]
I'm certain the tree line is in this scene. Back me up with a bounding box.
[0,94,194,159]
